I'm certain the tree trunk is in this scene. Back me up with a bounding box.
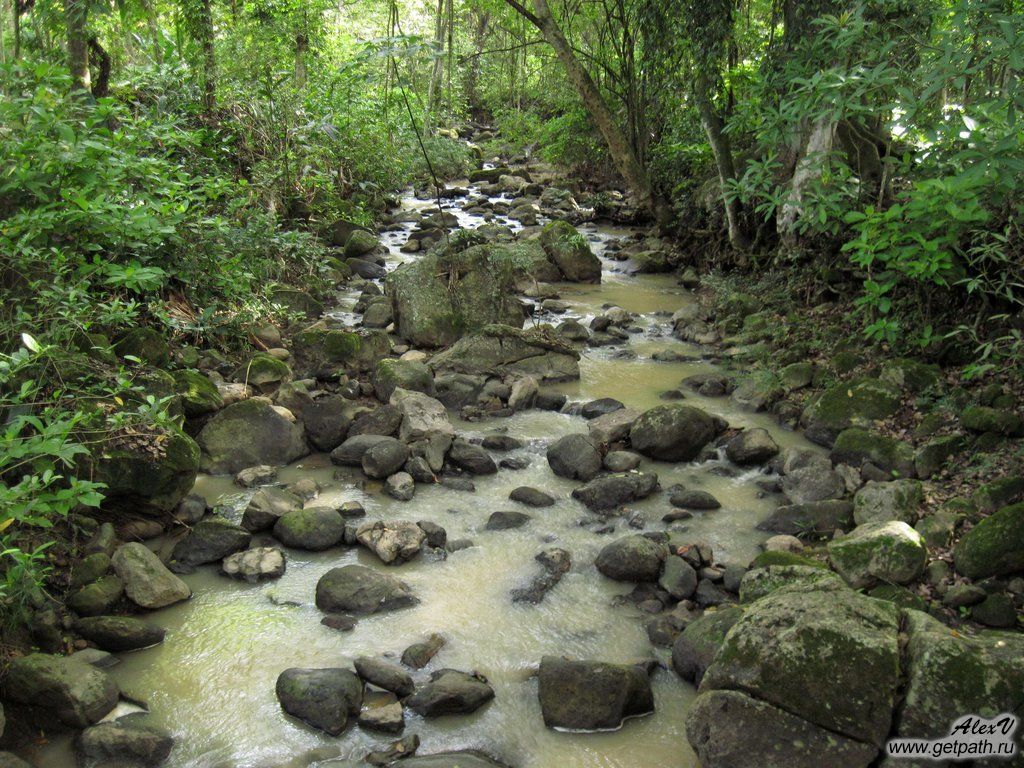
[139,0,162,64]
[777,115,834,246]
[88,35,110,97]
[63,0,90,92]
[504,0,670,224]
[200,0,216,116]
[694,73,750,250]
[426,0,445,122]
[294,31,307,87]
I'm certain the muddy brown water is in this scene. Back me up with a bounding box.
[33,185,819,768]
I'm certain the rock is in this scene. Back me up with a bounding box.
[780,464,845,504]
[941,582,986,608]
[71,553,111,589]
[76,719,173,768]
[669,489,720,510]
[365,735,421,766]
[417,521,447,549]
[511,549,571,604]
[197,399,308,475]
[350,405,403,437]
[595,535,666,582]
[114,327,169,366]
[406,669,494,717]
[486,510,531,530]
[629,404,723,461]
[375,359,434,402]
[581,398,624,419]
[481,434,522,451]
[724,429,779,466]
[572,472,658,512]
[172,369,223,417]
[74,616,165,652]
[172,518,251,566]
[88,428,200,515]
[316,565,417,615]
[738,565,843,603]
[546,434,602,481]
[385,472,416,501]
[302,395,355,452]
[68,575,124,617]
[4,653,118,728]
[241,487,302,532]
[801,377,902,447]
[658,555,698,600]
[959,405,1024,436]
[686,689,878,768]
[270,287,323,318]
[358,691,405,734]
[508,376,539,411]
[954,502,1024,579]
[914,435,966,479]
[972,475,1024,512]
[362,438,411,479]
[391,389,453,446]
[276,667,363,735]
[970,593,1017,627]
[222,547,286,581]
[354,657,415,698]
[356,520,426,564]
[853,480,923,525]
[428,324,580,383]
[347,258,387,279]
[700,585,900,747]
[830,427,916,478]
[757,499,854,537]
[538,220,601,282]
[509,486,554,507]
[386,244,524,348]
[402,634,445,669]
[827,521,927,588]
[345,229,379,258]
[587,408,641,446]
[447,439,497,475]
[112,543,190,609]
[603,451,641,472]
[537,657,653,730]
[235,353,290,392]
[671,607,744,684]
[331,434,394,466]
[234,465,277,488]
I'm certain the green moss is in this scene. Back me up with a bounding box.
[868,584,927,611]
[172,369,223,417]
[959,406,1023,436]
[880,358,942,393]
[114,327,170,367]
[91,427,200,514]
[806,377,902,434]
[750,550,826,569]
[831,427,916,477]
[954,502,1024,579]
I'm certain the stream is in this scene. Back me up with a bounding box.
[35,179,818,768]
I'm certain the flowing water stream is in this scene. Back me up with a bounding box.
[34,182,818,768]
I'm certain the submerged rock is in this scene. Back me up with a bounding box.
[315,565,418,615]
[538,657,653,731]
[405,669,495,717]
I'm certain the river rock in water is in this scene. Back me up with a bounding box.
[222,547,286,581]
[405,670,495,717]
[354,657,415,698]
[538,657,654,731]
[316,565,418,615]
[546,434,602,482]
[76,718,174,768]
[428,325,580,383]
[356,520,426,564]
[241,487,303,532]
[628,404,725,462]
[111,543,191,609]
[511,548,571,604]
[670,607,745,685]
[571,472,658,512]
[4,653,119,728]
[361,437,411,479]
[273,507,345,551]
[276,667,363,735]
[74,616,165,652]
[595,534,667,582]
[171,518,251,566]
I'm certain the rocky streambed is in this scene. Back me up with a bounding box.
[8,140,1024,768]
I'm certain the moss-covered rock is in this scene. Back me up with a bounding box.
[738,564,842,603]
[959,405,1023,436]
[344,229,379,258]
[801,377,902,447]
[4,653,119,728]
[234,353,291,392]
[374,358,434,402]
[172,369,223,417]
[89,427,200,515]
[114,327,170,367]
[748,550,827,570]
[270,287,324,319]
[386,243,525,348]
[196,398,308,474]
[537,221,601,282]
[866,584,927,611]
[953,502,1024,579]
[913,434,965,479]
[428,324,579,382]
[828,521,927,588]
[830,427,916,477]
[853,479,923,525]
[628,403,725,461]
[971,475,1024,513]
[671,606,745,684]
[879,358,942,393]
[291,325,391,377]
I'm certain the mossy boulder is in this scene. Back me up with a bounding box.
[428,324,580,382]
[830,427,916,477]
[344,229,379,259]
[971,475,1024,512]
[627,250,671,274]
[4,654,119,728]
[172,369,223,417]
[114,327,170,368]
[853,480,923,525]
[699,584,901,746]
[827,521,927,588]
[671,606,745,684]
[291,325,391,377]
[537,657,652,730]
[953,502,1024,579]
[234,354,291,392]
[538,220,602,282]
[738,564,843,603]
[748,550,827,570]
[801,377,901,447]
[374,358,434,402]
[959,405,1023,436]
[89,427,200,515]
[879,358,942,393]
[270,287,323,319]
[386,244,525,348]
[866,584,927,611]
[196,398,308,474]
[628,403,725,461]
[914,434,966,479]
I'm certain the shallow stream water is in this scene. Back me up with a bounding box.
[34,181,818,768]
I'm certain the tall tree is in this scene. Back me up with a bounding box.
[63,0,90,91]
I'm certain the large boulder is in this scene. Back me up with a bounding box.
[953,502,1024,579]
[429,325,580,382]
[291,325,391,377]
[827,521,927,588]
[447,439,497,475]
[275,668,363,735]
[88,428,199,515]
[671,607,744,684]
[273,507,345,551]
[537,657,653,730]
[405,670,495,717]
[362,438,410,479]
[724,428,779,466]
[315,565,417,615]
[172,369,223,417]
[572,472,658,512]
[587,408,641,447]
[196,399,308,475]
[595,534,667,582]
[356,520,426,564]
[171,519,251,566]
[757,500,854,538]
[853,480,923,525]
[386,244,524,348]
[74,616,165,652]
[4,653,118,728]
[801,378,902,447]
[546,434,602,481]
[375,359,434,402]
[111,543,190,609]
[830,428,916,477]
[538,220,601,283]
[330,434,393,466]
[699,585,901,747]
[76,719,174,768]
[628,404,723,462]
[391,388,454,444]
